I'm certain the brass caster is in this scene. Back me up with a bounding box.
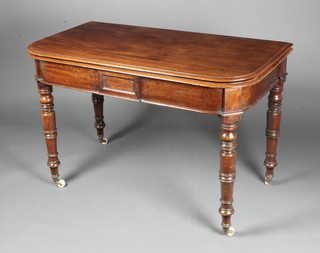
[264,174,273,185]
[52,175,67,188]
[99,136,108,145]
[223,226,235,237]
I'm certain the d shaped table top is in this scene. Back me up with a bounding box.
[28,21,292,87]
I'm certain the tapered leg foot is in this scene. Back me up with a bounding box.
[92,94,108,145]
[52,174,67,188]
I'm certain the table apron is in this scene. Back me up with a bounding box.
[36,60,282,115]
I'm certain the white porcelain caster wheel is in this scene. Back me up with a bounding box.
[99,137,108,145]
[52,175,67,188]
[55,179,67,188]
[223,226,235,237]
[264,174,273,185]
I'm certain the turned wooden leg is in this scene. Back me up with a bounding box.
[219,113,241,236]
[264,62,286,185]
[38,83,66,187]
[263,81,283,184]
[92,94,108,145]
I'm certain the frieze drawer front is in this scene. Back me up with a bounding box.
[99,71,140,100]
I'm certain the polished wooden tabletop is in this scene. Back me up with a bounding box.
[28,21,292,85]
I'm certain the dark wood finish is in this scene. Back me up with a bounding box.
[37,83,65,187]
[92,94,106,143]
[27,22,293,236]
[99,71,140,101]
[28,22,291,85]
[219,114,241,236]
[39,61,98,92]
[140,78,222,113]
[264,60,286,185]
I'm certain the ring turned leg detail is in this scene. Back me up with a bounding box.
[219,113,241,236]
[92,94,108,145]
[264,71,285,185]
[38,83,66,188]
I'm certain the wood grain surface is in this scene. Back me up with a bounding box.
[28,22,292,84]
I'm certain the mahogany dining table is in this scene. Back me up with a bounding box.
[27,22,293,236]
